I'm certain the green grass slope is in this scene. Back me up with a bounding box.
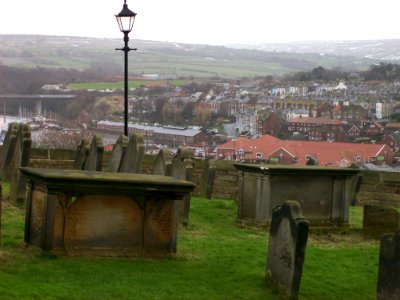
[0,192,379,299]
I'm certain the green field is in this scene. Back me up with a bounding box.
[0,190,379,299]
[0,35,375,79]
[67,79,186,91]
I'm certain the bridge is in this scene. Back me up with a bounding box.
[0,94,76,100]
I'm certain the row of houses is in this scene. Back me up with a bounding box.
[216,134,394,167]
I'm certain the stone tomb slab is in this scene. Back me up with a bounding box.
[21,168,195,257]
[266,201,309,300]
[234,164,359,227]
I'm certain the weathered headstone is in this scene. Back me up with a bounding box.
[202,158,216,199]
[107,135,128,172]
[83,135,104,171]
[377,230,400,300]
[0,182,2,245]
[363,205,400,239]
[171,149,194,226]
[266,201,309,300]
[181,158,194,226]
[119,133,144,173]
[73,136,91,170]
[9,124,31,204]
[152,148,173,176]
[0,123,19,181]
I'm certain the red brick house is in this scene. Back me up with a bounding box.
[258,111,285,137]
[384,123,400,135]
[331,104,368,122]
[287,117,346,142]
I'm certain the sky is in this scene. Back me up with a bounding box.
[1,0,400,45]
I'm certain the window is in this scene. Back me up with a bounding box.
[256,152,263,158]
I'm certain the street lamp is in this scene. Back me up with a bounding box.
[115,0,137,136]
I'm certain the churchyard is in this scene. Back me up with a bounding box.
[0,123,398,299]
[0,187,380,299]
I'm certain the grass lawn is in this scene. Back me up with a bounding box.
[67,79,186,91]
[0,189,379,299]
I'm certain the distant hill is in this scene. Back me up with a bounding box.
[0,35,383,78]
[228,40,400,62]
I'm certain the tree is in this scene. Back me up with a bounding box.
[194,104,211,125]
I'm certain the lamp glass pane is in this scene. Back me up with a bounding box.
[118,16,135,32]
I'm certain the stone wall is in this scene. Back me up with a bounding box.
[356,170,400,208]
[26,148,400,206]
[27,150,238,199]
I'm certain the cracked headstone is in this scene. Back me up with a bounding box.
[266,201,309,300]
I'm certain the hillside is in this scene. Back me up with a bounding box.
[0,35,379,78]
[229,39,400,61]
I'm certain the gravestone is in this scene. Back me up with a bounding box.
[202,159,216,199]
[377,230,400,300]
[152,148,173,176]
[0,123,19,181]
[119,133,144,173]
[83,135,104,171]
[107,135,128,172]
[171,149,194,226]
[363,205,400,238]
[73,136,91,170]
[266,201,309,300]
[9,124,32,204]
[181,158,194,226]
[0,183,2,245]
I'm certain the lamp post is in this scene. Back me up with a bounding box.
[115,0,137,136]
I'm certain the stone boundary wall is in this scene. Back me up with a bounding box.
[27,149,238,200]
[26,148,400,205]
[356,170,400,208]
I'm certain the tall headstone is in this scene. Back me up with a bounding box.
[181,158,194,226]
[363,205,400,239]
[84,135,104,171]
[377,230,400,300]
[73,136,91,170]
[0,183,2,245]
[9,124,31,204]
[107,135,128,172]
[202,159,216,199]
[152,148,173,176]
[171,149,194,226]
[266,201,309,300]
[0,123,19,181]
[119,133,144,173]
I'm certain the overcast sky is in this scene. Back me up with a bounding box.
[1,0,400,45]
